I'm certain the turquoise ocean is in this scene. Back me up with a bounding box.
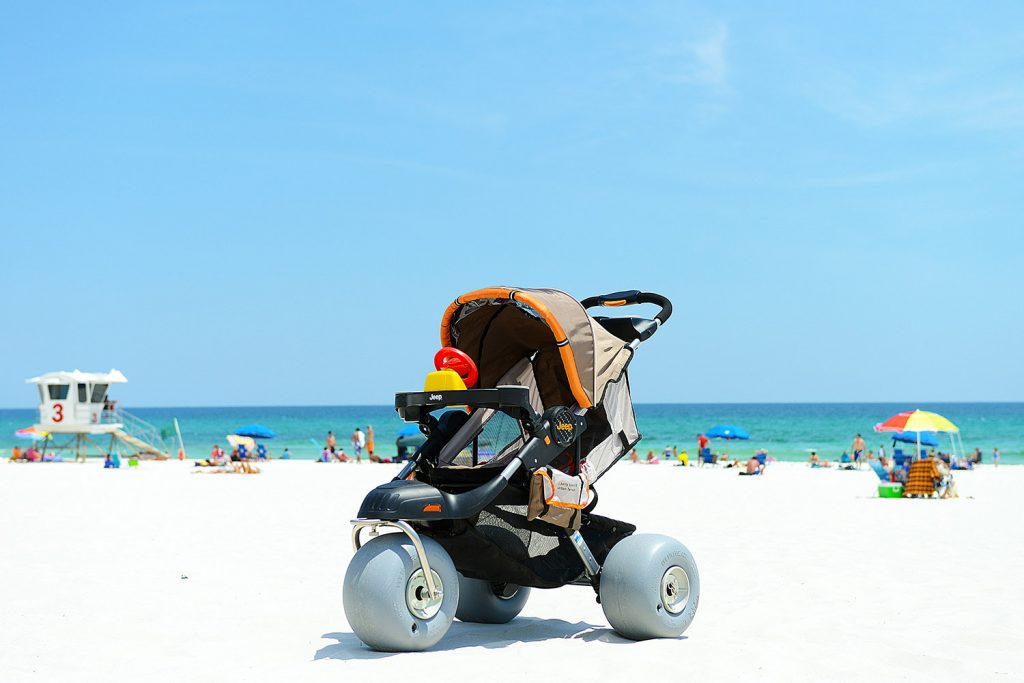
[1,403,1020,464]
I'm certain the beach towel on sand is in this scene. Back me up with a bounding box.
[904,459,941,496]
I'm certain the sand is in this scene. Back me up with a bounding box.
[1,460,1022,682]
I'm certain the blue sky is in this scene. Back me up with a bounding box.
[1,2,1022,407]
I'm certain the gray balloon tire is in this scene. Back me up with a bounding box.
[343,533,460,652]
[455,575,531,624]
[599,533,700,640]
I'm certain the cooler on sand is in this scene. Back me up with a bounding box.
[878,482,903,498]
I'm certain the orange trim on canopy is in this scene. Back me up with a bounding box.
[440,287,512,347]
[438,287,593,408]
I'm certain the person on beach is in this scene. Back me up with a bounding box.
[878,443,887,463]
[326,431,336,451]
[352,427,365,463]
[851,434,865,465]
[320,447,331,463]
[739,456,764,475]
[336,448,351,463]
[809,451,831,468]
[646,450,659,464]
[195,444,222,467]
[9,445,22,462]
[281,448,291,460]
[629,448,639,463]
[993,448,1000,466]
[367,426,382,462]
[697,433,709,453]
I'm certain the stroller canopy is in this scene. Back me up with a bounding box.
[440,287,633,410]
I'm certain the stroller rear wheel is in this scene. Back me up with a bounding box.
[343,533,459,651]
[455,575,531,624]
[599,534,700,640]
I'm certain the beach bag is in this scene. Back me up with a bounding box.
[527,461,595,530]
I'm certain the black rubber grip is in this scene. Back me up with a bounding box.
[581,291,673,325]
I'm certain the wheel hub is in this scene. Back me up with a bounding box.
[406,568,443,619]
[660,565,690,615]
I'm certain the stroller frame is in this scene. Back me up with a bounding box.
[343,288,698,651]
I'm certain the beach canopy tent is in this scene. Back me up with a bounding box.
[234,424,276,439]
[706,424,749,440]
[890,431,939,448]
[874,409,962,461]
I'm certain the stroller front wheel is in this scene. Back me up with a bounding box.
[599,533,700,640]
[343,533,459,651]
[455,575,531,624]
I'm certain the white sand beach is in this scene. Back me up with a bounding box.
[2,461,1022,682]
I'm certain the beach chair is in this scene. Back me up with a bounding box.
[699,447,715,466]
[870,461,890,482]
[755,452,767,467]
[893,449,910,468]
[904,459,941,497]
[872,461,904,497]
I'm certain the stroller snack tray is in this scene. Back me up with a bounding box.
[395,386,538,423]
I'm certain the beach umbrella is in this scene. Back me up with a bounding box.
[706,424,750,440]
[889,431,939,448]
[15,427,49,441]
[226,434,256,451]
[875,409,959,460]
[233,423,276,439]
[396,424,427,450]
[874,410,958,434]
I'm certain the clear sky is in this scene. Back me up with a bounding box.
[2,2,1022,407]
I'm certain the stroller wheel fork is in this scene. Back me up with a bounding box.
[351,519,441,601]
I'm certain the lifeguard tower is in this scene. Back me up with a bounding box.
[27,369,173,460]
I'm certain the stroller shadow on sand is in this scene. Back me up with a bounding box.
[315,618,679,660]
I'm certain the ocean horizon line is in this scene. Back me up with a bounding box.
[2,399,1023,411]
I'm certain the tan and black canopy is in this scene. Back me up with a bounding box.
[439,287,633,409]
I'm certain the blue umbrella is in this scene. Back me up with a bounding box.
[706,424,750,440]
[396,424,426,449]
[234,423,276,439]
[890,431,939,447]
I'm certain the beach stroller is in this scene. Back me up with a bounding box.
[343,287,699,651]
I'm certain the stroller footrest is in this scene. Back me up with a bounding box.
[357,480,449,521]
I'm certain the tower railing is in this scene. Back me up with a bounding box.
[103,407,173,455]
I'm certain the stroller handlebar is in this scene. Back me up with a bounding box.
[580,290,672,325]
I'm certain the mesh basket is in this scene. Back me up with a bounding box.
[424,503,637,589]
